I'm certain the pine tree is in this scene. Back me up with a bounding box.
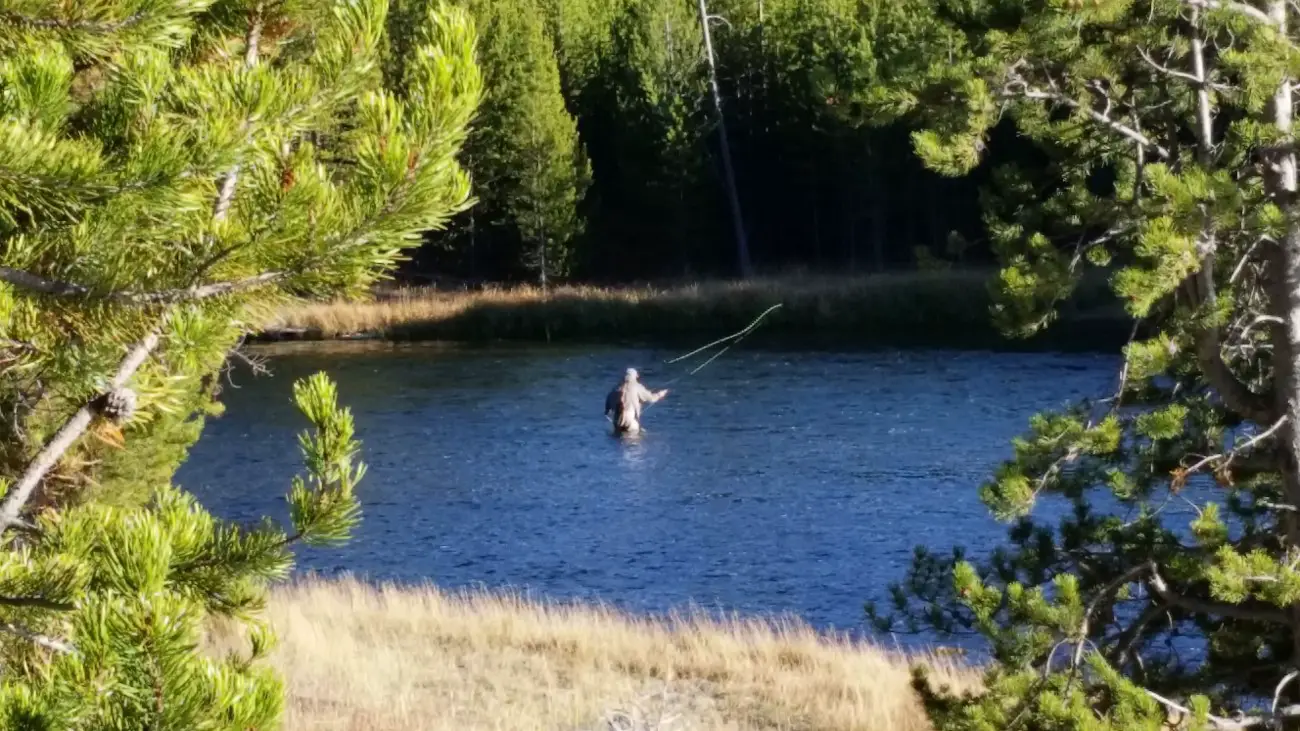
[0,0,481,725]
[607,0,711,274]
[505,37,590,286]
[864,0,1300,727]
[713,0,878,269]
[547,0,719,277]
[453,0,589,284]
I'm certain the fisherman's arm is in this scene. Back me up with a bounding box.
[638,384,668,403]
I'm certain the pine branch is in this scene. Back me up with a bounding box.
[1183,247,1277,424]
[1146,562,1289,624]
[130,273,286,303]
[0,268,93,297]
[1275,670,1300,715]
[1200,323,1276,424]
[1013,88,1173,160]
[1182,0,1278,26]
[1136,47,1205,86]
[0,268,285,304]
[211,3,265,223]
[244,3,264,67]
[0,621,75,654]
[0,327,162,532]
[1111,602,1166,670]
[1180,415,1288,476]
[1144,687,1300,730]
[0,10,147,32]
[0,596,74,611]
[212,167,241,223]
[1080,562,1300,729]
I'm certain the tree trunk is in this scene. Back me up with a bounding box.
[928,179,945,255]
[847,215,858,273]
[539,236,548,288]
[811,184,822,268]
[870,166,886,272]
[908,168,922,259]
[1264,0,1300,663]
[678,188,690,277]
[468,205,477,279]
[697,0,752,278]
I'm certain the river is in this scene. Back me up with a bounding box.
[178,342,1119,638]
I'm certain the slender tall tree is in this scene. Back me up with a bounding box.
[451,0,589,284]
[510,88,591,286]
[696,0,753,277]
[613,0,711,274]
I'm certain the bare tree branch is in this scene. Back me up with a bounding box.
[0,267,93,298]
[1147,562,1289,624]
[0,595,73,611]
[1145,686,1300,730]
[0,327,161,533]
[1275,669,1300,714]
[1181,415,1289,476]
[1015,88,1173,159]
[212,167,241,222]
[0,621,74,654]
[0,267,285,304]
[1137,47,1206,86]
[229,343,271,378]
[1231,238,1266,284]
[1111,602,1165,671]
[1187,252,1276,423]
[1190,8,1216,155]
[0,10,146,32]
[211,2,264,223]
[128,272,285,303]
[1183,0,1279,26]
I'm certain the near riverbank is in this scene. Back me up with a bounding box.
[259,271,1132,352]
[213,578,976,731]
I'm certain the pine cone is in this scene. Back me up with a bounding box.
[93,387,137,425]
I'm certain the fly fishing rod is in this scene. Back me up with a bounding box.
[656,302,784,388]
[607,302,783,429]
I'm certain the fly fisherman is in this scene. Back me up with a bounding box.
[605,368,668,436]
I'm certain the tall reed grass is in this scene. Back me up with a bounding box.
[261,271,1128,351]
[208,578,978,731]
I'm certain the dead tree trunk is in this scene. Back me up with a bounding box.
[696,0,752,278]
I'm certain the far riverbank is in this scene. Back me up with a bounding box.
[258,271,1133,352]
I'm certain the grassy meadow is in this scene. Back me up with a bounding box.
[213,578,978,731]
[261,271,1130,351]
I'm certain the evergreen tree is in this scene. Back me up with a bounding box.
[407,0,1006,282]
[452,0,589,283]
[864,0,1300,727]
[0,0,481,725]
[507,47,590,286]
[713,0,881,270]
[570,0,714,277]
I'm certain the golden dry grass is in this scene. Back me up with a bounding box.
[260,271,1126,349]
[267,274,968,338]
[222,577,979,731]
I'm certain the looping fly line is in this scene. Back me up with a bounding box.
[659,303,784,385]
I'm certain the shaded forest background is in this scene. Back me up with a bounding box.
[401,0,1023,285]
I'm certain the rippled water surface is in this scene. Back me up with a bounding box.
[179,342,1118,636]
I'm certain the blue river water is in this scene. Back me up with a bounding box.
[179,342,1122,640]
